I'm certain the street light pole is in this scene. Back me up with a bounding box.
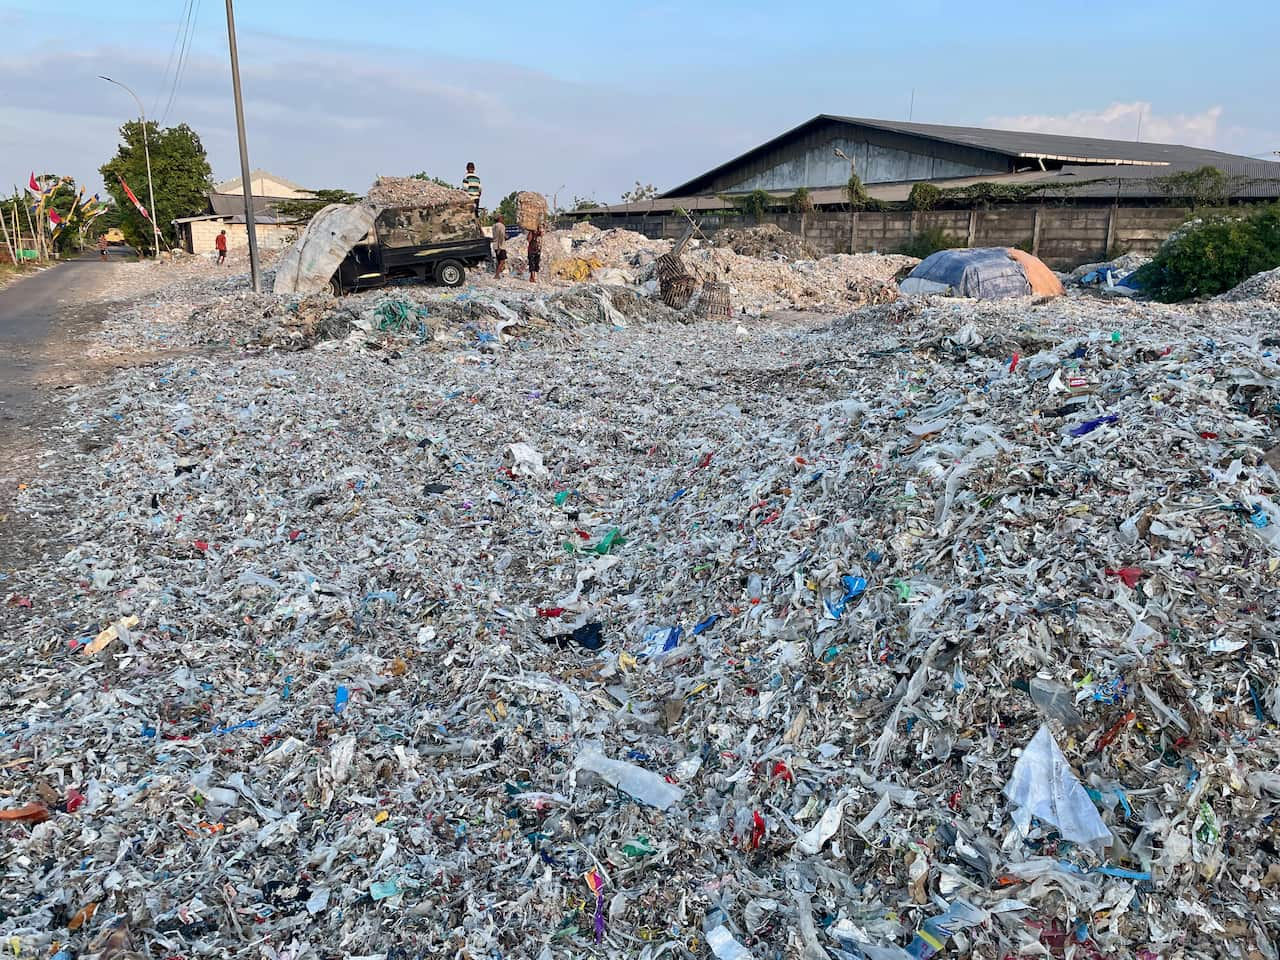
[224,0,261,292]
[99,76,162,258]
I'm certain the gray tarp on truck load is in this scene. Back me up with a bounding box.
[272,203,378,295]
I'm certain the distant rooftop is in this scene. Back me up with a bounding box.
[214,169,313,198]
[662,115,1273,198]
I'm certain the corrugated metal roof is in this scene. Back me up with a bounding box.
[576,160,1280,217]
[823,116,1254,167]
[661,114,1275,197]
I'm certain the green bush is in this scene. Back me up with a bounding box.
[907,183,941,211]
[734,189,777,219]
[1130,203,1280,301]
[899,225,964,260]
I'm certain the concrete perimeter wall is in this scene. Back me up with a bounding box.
[570,206,1192,268]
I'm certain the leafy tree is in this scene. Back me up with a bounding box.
[496,191,519,225]
[1131,203,1280,301]
[621,181,658,203]
[733,190,776,219]
[571,196,600,211]
[275,188,362,224]
[100,121,212,255]
[411,172,457,190]
[845,172,871,210]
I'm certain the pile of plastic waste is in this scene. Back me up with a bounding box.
[1219,265,1280,303]
[4,262,1280,960]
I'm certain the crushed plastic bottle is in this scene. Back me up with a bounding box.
[1029,675,1083,726]
[574,748,685,810]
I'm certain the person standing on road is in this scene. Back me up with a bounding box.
[463,163,482,217]
[527,225,543,284]
[492,213,508,279]
[97,235,109,261]
[215,229,228,266]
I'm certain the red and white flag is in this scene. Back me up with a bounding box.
[48,208,64,227]
[118,176,151,221]
[27,172,42,196]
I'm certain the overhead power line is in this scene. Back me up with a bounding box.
[153,0,195,118]
[161,0,203,127]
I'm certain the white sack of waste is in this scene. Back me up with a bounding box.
[273,203,378,295]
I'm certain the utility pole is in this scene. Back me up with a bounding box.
[99,76,162,258]
[225,0,261,292]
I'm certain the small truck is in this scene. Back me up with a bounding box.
[329,204,491,295]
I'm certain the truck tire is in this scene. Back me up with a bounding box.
[436,259,465,288]
[329,274,342,297]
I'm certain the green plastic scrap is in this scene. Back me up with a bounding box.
[892,578,912,600]
[1197,801,1219,843]
[369,878,405,901]
[594,527,625,555]
[375,298,430,332]
[622,836,656,857]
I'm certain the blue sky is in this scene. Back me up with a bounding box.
[3,0,1277,203]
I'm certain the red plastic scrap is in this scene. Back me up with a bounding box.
[536,607,566,619]
[748,810,766,850]
[1106,567,1144,588]
[1096,711,1136,751]
[770,761,794,783]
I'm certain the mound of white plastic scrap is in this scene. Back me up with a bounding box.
[365,175,472,207]
[1218,265,1280,302]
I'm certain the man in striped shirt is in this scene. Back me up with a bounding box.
[463,162,482,216]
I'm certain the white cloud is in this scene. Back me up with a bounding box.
[985,101,1224,148]
[0,41,756,206]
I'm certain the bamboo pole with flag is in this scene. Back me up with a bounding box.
[118,175,151,222]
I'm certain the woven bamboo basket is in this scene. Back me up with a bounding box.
[661,275,697,310]
[698,281,732,319]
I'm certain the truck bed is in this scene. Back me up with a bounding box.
[381,236,492,272]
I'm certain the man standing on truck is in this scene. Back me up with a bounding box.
[492,213,508,278]
[463,163,482,217]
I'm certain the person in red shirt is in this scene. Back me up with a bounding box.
[215,229,228,265]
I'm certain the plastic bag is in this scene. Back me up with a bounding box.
[1003,725,1110,846]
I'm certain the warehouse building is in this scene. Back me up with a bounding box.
[656,114,1276,199]
[570,115,1280,267]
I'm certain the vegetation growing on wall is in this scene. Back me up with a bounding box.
[907,183,941,211]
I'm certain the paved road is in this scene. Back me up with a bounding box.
[0,252,128,419]
[0,253,129,570]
